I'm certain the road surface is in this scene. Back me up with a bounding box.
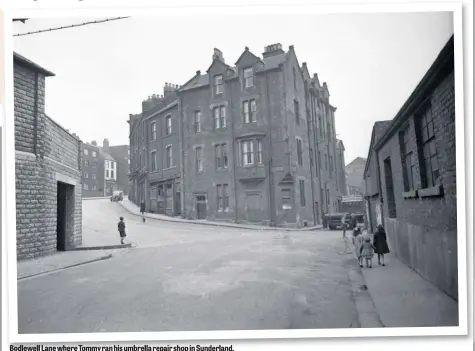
[18,199,360,333]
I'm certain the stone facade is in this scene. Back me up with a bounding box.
[364,36,457,299]
[129,44,345,228]
[14,53,82,260]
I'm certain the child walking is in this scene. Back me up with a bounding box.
[360,234,375,268]
[118,216,127,244]
[352,227,364,267]
[373,224,390,266]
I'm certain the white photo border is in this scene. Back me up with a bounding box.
[2,1,468,344]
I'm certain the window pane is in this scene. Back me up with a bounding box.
[423,143,430,158]
[243,101,249,123]
[422,127,428,142]
[430,155,439,172]
[429,139,437,156]
[433,169,440,184]
[428,121,434,139]
[214,108,220,128]
[425,159,433,187]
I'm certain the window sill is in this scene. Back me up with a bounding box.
[402,190,418,199]
[163,166,177,171]
[418,184,444,198]
[243,163,264,168]
[164,133,176,138]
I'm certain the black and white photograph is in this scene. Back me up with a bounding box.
[2,1,472,348]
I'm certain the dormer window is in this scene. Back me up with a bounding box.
[214,75,223,95]
[244,67,253,88]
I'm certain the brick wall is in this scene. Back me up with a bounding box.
[377,70,457,299]
[14,61,82,260]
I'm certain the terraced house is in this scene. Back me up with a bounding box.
[129,43,345,228]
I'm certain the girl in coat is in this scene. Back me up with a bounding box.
[360,234,375,268]
[352,227,364,267]
[140,201,146,223]
[373,224,390,266]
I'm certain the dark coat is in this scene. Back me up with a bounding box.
[118,220,126,237]
[373,229,390,254]
[140,202,146,213]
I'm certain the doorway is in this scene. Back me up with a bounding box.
[195,195,207,219]
[314,202,320,224]
[56,181,75,251]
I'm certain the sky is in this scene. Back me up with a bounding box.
[12,11,454,165]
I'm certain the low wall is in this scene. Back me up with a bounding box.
[384,217,458,300]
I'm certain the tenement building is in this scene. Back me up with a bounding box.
[14,53,83,259]
[363,35,457,299]
[129,44,345,227]
[81,139,126,197]
[81,140,102,197]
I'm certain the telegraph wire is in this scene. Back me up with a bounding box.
[14,17,130,37]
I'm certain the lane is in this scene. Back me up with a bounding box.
[18,200,360,333]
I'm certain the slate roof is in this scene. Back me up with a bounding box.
[363,120,392,176]
[180,52,288,92]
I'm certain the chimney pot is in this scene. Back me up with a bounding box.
[302,62,307,67]
[196,70,201,76]
[245,46,249,51]
[289,45,294,51]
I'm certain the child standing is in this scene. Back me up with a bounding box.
[140,201,146,223]
[373,224,390,266]
[360,234,375,268]
[352,227,364,268]
[118,216,127,244]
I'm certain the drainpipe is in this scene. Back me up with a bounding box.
[33,72,39,157]
[265,71,276,226]
[304,83,316,226]
[375,149,384,225]
[312,95,325,223]
[228,76,239,223]
[178,96,185,218]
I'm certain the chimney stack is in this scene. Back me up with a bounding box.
[164,82,179,98]
[91,140,97,146]
[212,48,224,62]
[262,43,285,58]
[103,138,110,152]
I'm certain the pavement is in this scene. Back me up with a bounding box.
[359,253,458,327]
[16,198,459,332]
[118,198,323,231]
[17,250,113,280]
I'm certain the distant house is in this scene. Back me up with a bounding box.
[345,157,367,196]
[363,35,457,300]
[363,120,392,233]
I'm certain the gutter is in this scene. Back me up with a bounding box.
[33,72,39,156]
[304,81,316,226]
[178,96,185,218]
[265,71,276,226]
[227,76,239,223]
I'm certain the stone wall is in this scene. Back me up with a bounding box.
[14,60,82,260]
